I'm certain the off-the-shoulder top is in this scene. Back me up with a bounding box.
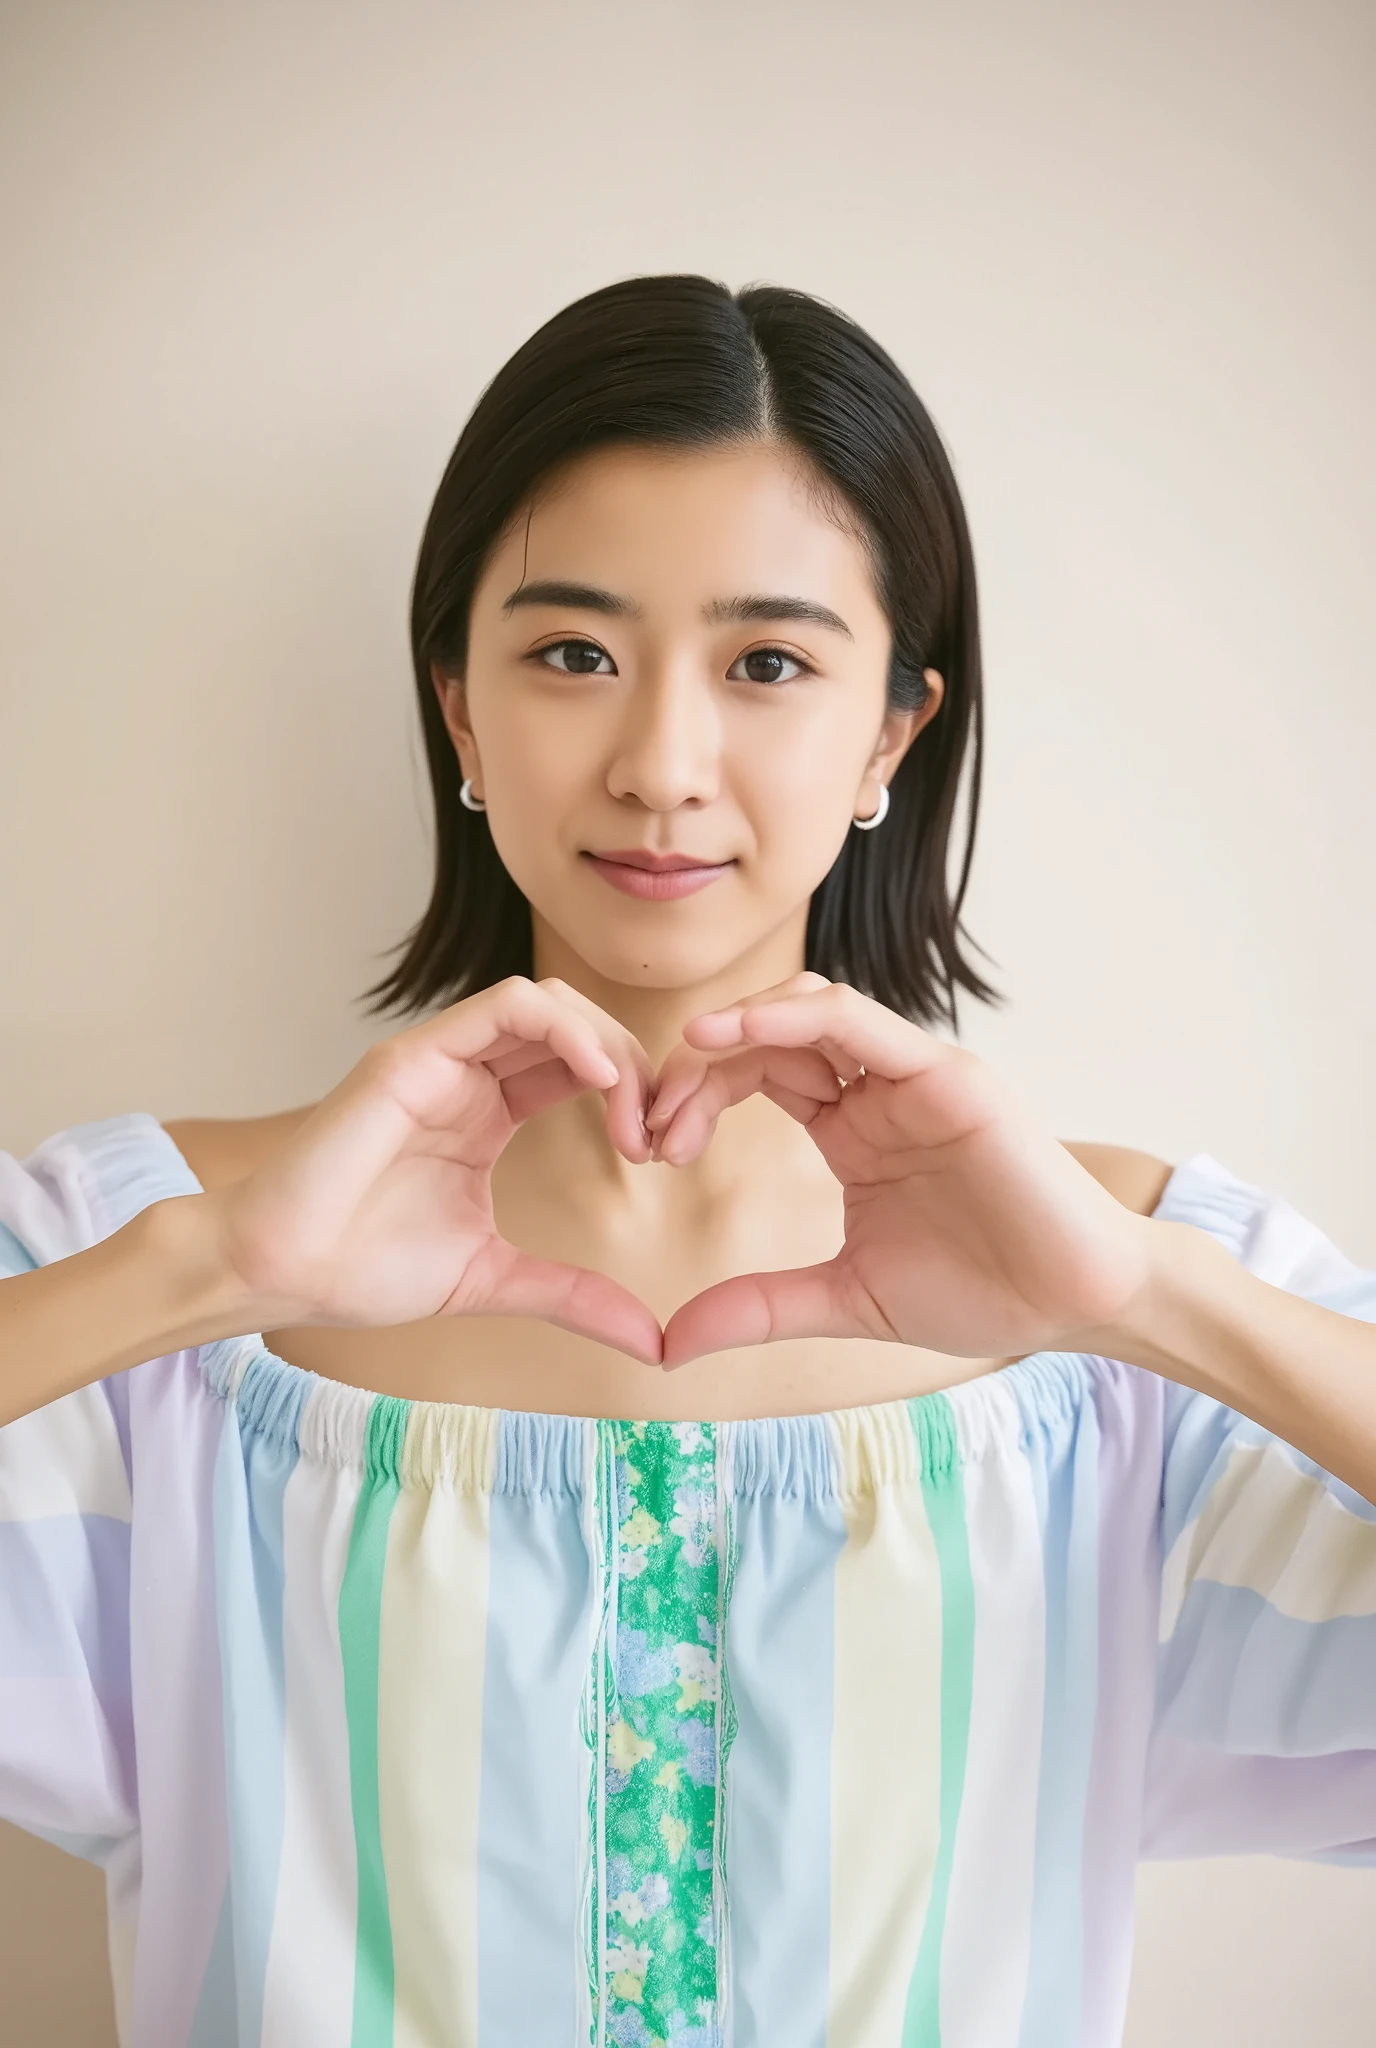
[2,1113,1375,2048]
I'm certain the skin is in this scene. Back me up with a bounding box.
[164,439,1174,1422]
[9,436,1373,1492]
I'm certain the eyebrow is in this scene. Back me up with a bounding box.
[502,579,642,617]
[502,579,853,639]
[702,594,853,639]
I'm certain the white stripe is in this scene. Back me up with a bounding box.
[259,1453,361,2048]
[0,1385,131,1521]
[940,1441,1046,2046]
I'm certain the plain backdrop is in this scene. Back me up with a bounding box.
[2,0,1373,2040]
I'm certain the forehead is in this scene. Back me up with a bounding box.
[477,440,883,616]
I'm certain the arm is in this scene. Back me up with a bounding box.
[654,976,1376,1505]
[1,979,661,1429]
[0,1194,260,1426]
[1099,1220,1376,1504]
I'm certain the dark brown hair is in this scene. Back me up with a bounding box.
[362,274,996,1026]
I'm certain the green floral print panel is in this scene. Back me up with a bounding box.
[602,1418,721,2048]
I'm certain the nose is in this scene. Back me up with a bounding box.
[604,654,722,813]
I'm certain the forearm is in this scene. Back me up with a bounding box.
[1098,1218,1376,1503]
[0,1194,262,1427]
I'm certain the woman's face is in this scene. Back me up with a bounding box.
[438,439,943,995]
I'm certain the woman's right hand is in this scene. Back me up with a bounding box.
[208,977,664,1364]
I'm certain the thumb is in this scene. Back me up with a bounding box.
[661,1258,867,1369]
[470,1242,664,1367]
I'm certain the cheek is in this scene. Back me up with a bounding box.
[469,696,620,921]
[472,687,595,815]
[732,710,872,875]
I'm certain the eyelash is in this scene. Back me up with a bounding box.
[528,638,816,684]
[725,645,814,685]
[530,637,617,675]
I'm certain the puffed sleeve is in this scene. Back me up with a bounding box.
[0,1113,195,1861]
[1141,1155,1376,1864]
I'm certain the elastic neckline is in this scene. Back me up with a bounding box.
[100,1114,1253,1497]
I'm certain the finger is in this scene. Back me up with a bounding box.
[758,1079,831,1125]
[684,983,944,1083]
[499,1058,584,1124]
[466,1242,664,1366]
[648,1019,846,1137]
[645,1048,712,1134]
[651,971,833,1129]
[486,1038,650,1158]
[661,1258,872,1367]
[494,1047,648,1161]
[533,978,655,1161]
[653,1046,841,1164]
[417,981,649,1159]
[410,981,620,1095]
[484,1040,569,1081]
[663,966,831,1114]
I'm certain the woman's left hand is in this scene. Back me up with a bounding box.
[650,975,1156,1369]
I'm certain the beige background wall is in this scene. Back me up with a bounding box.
[2,0,1373,2039]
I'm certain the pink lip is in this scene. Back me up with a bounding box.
[581,850,735,900]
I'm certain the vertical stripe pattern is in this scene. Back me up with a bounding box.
[902,1395,977,2046]
[6,1119,1376,2045]
[339,1396,408,2048]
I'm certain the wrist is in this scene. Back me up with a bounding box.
[1079,1217,1254,1404]
[123,1192,273,1354]
[0,1192,274,1430]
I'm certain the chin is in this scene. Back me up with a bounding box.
[575,937,745,991]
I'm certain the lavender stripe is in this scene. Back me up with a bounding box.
[125,1356,234,2048]
[1078,1368,1162,2048]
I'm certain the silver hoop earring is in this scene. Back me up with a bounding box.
[459,777,486,813]
[852,782,890,831]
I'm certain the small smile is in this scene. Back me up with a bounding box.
[580,848,736,901]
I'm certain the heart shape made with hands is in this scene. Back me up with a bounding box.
[482,975,1154,1376]
[245,974,1152,1379]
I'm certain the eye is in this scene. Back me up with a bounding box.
[726,645,812,685]
[534,638,617,676]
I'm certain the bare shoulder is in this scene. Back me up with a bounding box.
[1063,1141,1174,1217]
[161,1106,319,1192]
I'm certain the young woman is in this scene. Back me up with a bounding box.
[3,275,1375,2048]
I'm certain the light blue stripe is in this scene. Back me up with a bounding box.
[186,1884,238,2048]
[1016,1388,1101,2048]
[476,1412,592,2042]
[724,1458,847,2048]
[0,1219,37,1274]
[211,1356,308,2048]
[1161,1579,1376,1754]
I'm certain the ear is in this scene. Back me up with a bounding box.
[864,667,945,787]
[429,660,483,792]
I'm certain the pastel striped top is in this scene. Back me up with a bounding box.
[3,1113,1376,2048]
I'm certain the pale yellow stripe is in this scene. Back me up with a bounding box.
[827,1439,943,2045]
[1161,1439,1376,1634]
[378,1473,492,2048]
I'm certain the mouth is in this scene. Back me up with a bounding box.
[580,848,736,901]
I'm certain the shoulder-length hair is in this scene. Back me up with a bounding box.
[363,273,996,1028]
